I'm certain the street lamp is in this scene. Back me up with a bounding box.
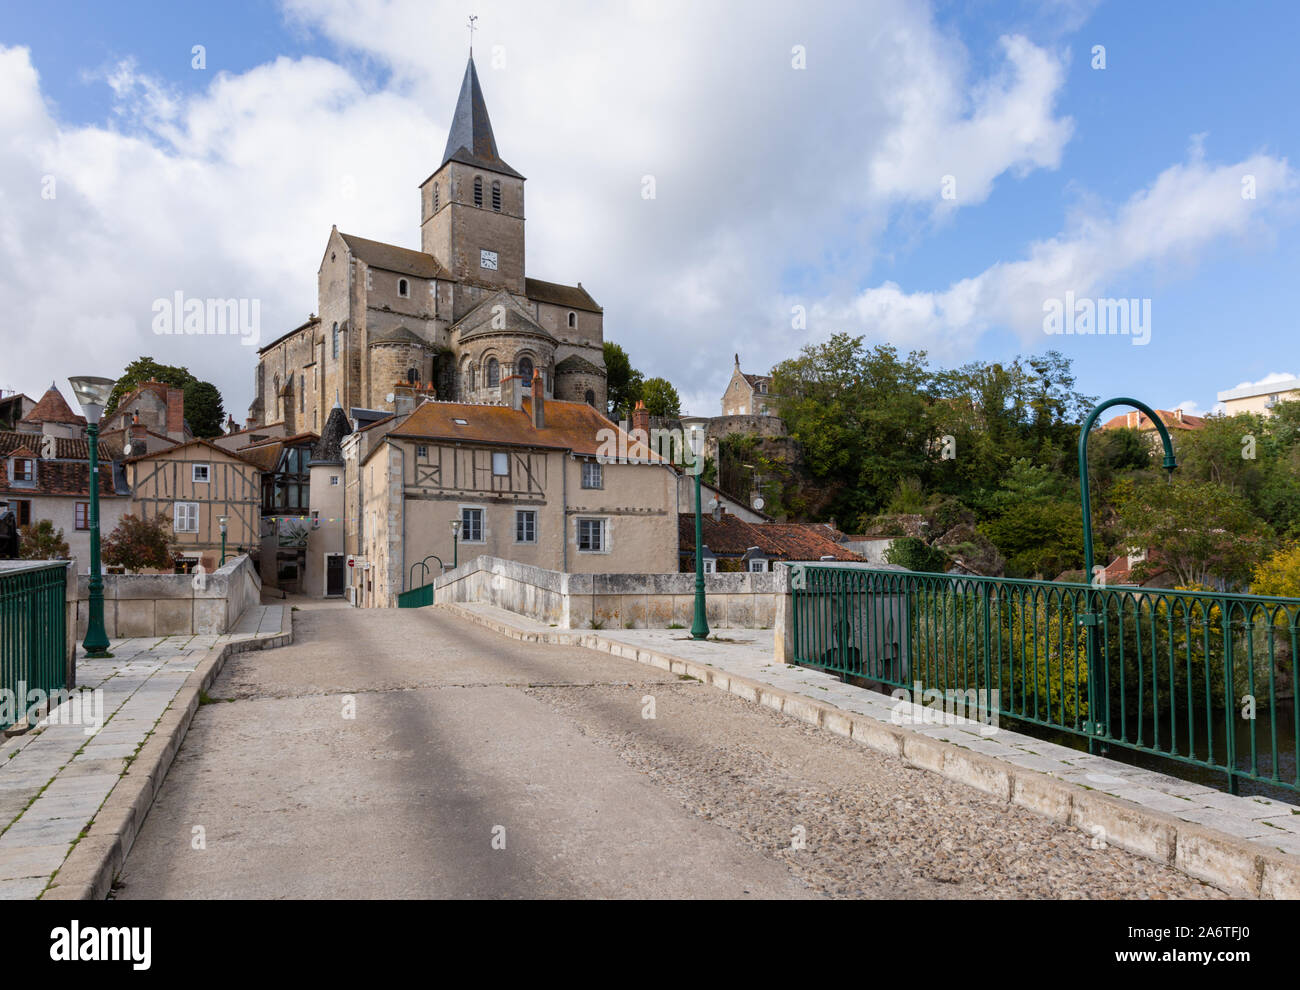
[68,375,117,658]
[218,515,229,566]
[689,425,709,640]
[1077,397,1177,753]
[450,518,461,569]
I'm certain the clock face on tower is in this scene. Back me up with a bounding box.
[480,249,499,271]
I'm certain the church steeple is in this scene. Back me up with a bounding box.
[440,56,522,179]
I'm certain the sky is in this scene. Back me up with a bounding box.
[1,0,1298,421]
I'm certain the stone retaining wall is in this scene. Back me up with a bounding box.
[74,554,260,639]
[432,555,789,630]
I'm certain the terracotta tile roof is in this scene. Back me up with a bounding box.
[1101,409,1204,431]
[123,437,261,468]
[677,512,863,562]
[18,385,85,428]
[389,397,655,459]
[525,277,602,314]
[0,457,122,498]
[339,232,451,280]
[0,430,130,464]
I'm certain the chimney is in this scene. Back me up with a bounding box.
[502,375,522,411]
[165,386,185,440]
[632,399,649,437]
[393,382,416,418]
[531,369,545,428]
[1175,408,1184,422]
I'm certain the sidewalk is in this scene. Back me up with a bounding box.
[0,605,288,899]
[443,601,1300,896]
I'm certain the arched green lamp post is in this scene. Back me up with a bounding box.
[1077,397,1177,752]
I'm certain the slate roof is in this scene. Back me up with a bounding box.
[311,405,353,465]
[525,278,602,314]
[439,55,523,180]
[677,512,863,563]
[232,433,319,472]
[389,397,660,460]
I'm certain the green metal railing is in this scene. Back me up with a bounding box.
[791,566,1300,795]
[0,562,69,730]
[397,584,434,609]
[397,554,445,609]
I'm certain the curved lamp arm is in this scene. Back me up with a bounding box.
[1078,397,1178,586]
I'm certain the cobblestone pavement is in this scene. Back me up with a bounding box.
[117,607,1222,898]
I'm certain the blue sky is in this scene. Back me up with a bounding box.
[1,0,1296,417]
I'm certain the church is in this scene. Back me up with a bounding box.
[248,54,609,435]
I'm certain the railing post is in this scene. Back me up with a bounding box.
[1222,597,1239,795]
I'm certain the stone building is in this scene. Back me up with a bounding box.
[249,54,608,436]
[721,354,778,416]
[343,378,677,608]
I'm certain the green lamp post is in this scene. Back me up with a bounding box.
[450,517,461,569]
[689,425,709,640]
[219,515,229,566]
[69,375,117,659]
[1077,397,1177,751]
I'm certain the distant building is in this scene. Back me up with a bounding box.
[124,439,261,572]
[1100,407,1205,433]
[346,379,679,607]
[1217,376,1300,417]
[678,508,862,573]
[247,54,608,436]
[0,384,130,568]
[721,354,778,416]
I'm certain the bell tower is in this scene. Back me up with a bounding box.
[420,54,525,295]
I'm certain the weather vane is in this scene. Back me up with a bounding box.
[467,14,478,54]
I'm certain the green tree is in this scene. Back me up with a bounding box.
[639,377,681,417]
[102,514,177,572]
[773,334,933,526]
[884,536,949,573]
[602,342,643,420]
[1253,542,1300,598]
[104,357,225,438]
[18,520,69,560]
[1116,480,1271,588]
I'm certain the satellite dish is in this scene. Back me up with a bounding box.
[752,496,765,511]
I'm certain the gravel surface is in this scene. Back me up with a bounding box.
[525,681,1228,899]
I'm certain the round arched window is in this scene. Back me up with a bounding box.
[486,357,500,387]
[517,356,534,382]
[585,389,596,407]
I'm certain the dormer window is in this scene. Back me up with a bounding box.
[11,458,35,485]
[399,278,410,297]
[473,176,483,207]
[491,180,501,211]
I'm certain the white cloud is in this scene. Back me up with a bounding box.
[800,150,1297,360]
[1231,371,1299,390]
[2,0,1080,415]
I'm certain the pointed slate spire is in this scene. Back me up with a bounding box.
[440,56,522,179]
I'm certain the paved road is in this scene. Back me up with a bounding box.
[116,607,1223,899]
